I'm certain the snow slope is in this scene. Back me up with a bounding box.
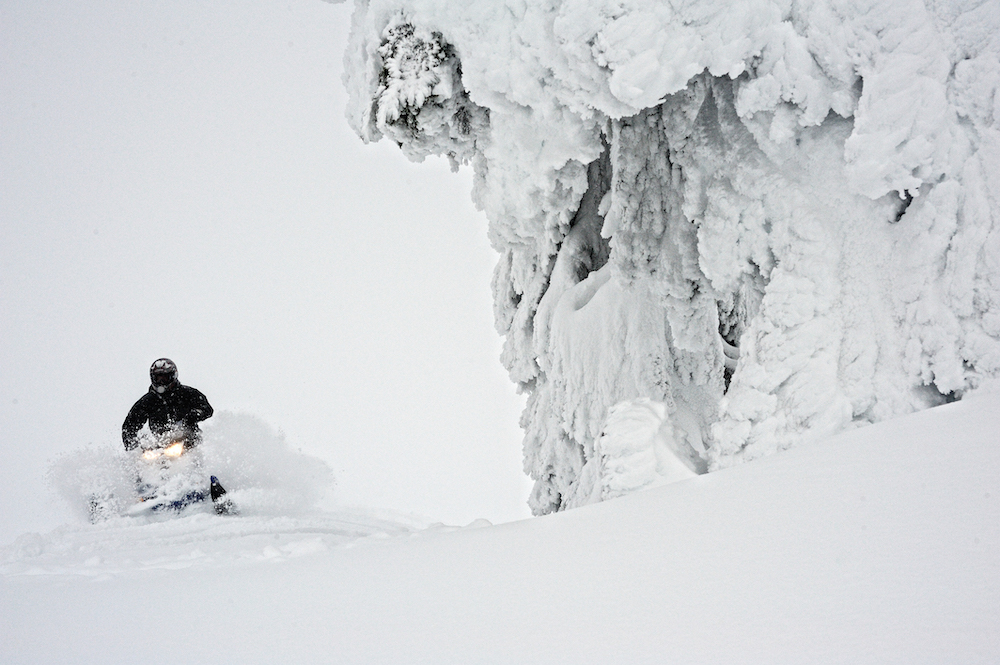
[4,390,997,664]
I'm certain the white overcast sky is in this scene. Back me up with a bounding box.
[0,0,531,541]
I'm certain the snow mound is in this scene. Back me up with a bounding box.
[597,398,704,499]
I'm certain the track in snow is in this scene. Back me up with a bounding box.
[0,509,480,579]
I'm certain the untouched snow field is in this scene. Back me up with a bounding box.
[3,393,998,664]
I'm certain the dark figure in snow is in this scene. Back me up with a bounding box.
[122,358,214,451]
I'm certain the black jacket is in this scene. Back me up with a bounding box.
[122,384,214,450]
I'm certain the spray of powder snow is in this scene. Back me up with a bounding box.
[48,412,334,522]
[48,444,136,523]
[199,412,335,515]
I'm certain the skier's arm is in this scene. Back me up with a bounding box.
[122,400,147,450]
[183,389,214,426]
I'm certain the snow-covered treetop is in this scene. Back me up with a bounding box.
[346,0,998,197]
[342,0,1000,514]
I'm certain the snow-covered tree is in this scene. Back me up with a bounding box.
[343,0,1000,514]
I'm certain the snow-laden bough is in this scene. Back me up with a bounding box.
[343,0,1000,514]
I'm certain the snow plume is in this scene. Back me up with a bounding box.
[48,412,334,521]
[344,0,1000,513]
[199,412,335,516]
[48,444,136,523]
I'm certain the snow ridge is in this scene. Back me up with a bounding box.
[343,0,1000,513]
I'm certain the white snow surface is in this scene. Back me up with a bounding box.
[3,391,998,664]
[342,0,1000,514]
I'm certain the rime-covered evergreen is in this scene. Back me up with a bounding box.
[344,0,1000,513]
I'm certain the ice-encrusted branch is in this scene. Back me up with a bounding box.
[367,17,488,170]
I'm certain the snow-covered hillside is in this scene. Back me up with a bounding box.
[5,3,998,661]
[3,392,998,664]
[342,0,1000,514]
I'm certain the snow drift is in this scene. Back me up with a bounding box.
[5,393,998,664]
[342,0,1000,513]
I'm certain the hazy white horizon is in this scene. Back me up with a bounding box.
[0,0,532,542]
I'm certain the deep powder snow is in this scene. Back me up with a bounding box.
[4,394,998,664]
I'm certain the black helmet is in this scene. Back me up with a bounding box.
[150,358,178,393]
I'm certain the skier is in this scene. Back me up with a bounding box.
[122,358,214,451]
[121,358,234,515]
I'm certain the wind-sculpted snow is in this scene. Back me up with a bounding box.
[343,0,1000,513]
